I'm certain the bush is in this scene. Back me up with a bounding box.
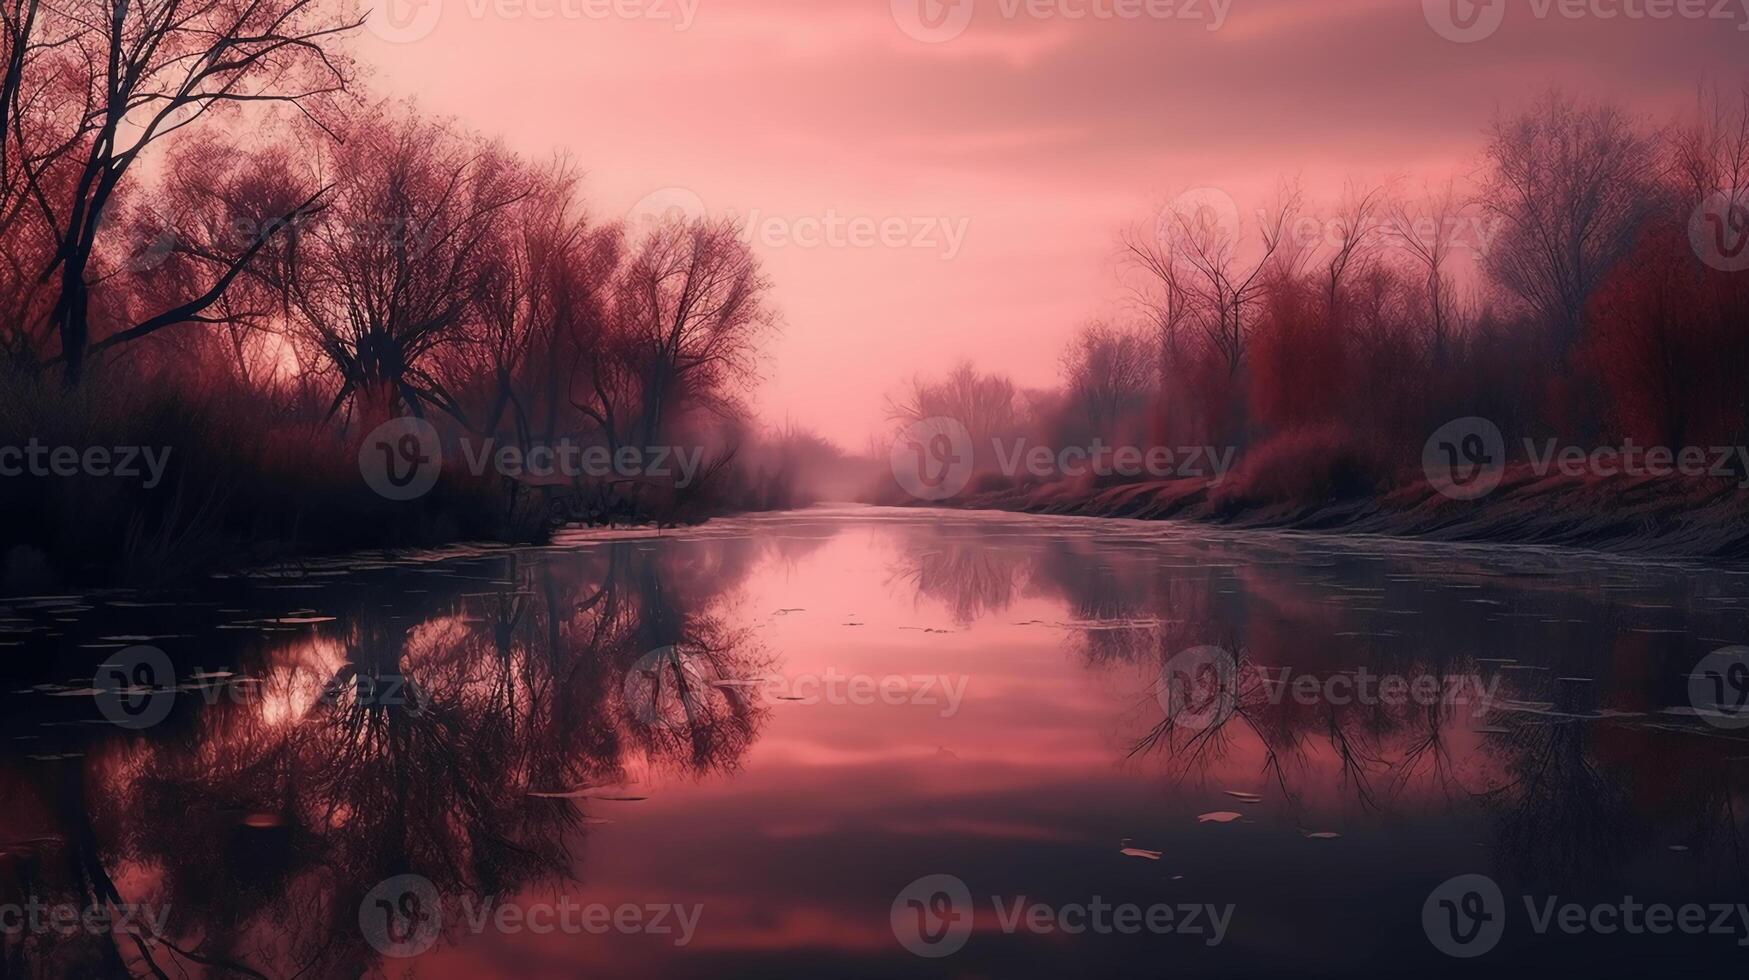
[1214,425,1386,509]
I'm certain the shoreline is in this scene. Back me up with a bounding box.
[882,467,1749,563]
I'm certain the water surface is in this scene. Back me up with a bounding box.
[4,506,1747,977]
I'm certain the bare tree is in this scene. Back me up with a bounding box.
[1121,219,1192,388]
[29,0,361,384]
[598,216,774,448]
[1670,83,1749,214]
[0,0,75,368]
[1389,180,1466,367]
[1478,90,1661,353]
[1320,181,1389,313]
[279,107,532,427]
[468,160,615,450]
[1138,186,1301,378]
[1059,320,1152,433]
[885,361,1018,450]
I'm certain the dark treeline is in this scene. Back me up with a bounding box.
[0,1,840,587]
[887,87,1749,514]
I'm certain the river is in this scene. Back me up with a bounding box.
[3,506,1747,977]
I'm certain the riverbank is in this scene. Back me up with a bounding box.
[886,467,1749,561]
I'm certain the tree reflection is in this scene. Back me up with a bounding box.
[893,519,1749,890]
[0,539,768,977]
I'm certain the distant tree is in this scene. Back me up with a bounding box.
[467,160,615,450]
[1478,90,1661,355]
[278,107,531,427]
[1585,86,1749,449]
[886,361,1018,450]
[1130,186,1301,379]
[578,216,773,450]
[1059,321,1152,434]
[1670,83,1749,206]
[1389,181,1466,368]
[1320,182,1389,315]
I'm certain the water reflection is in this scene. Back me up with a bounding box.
[2,508,1747,976]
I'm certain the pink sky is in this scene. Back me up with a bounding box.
[359,0,1746,446]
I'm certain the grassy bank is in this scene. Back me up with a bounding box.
[877,467,1749,561]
